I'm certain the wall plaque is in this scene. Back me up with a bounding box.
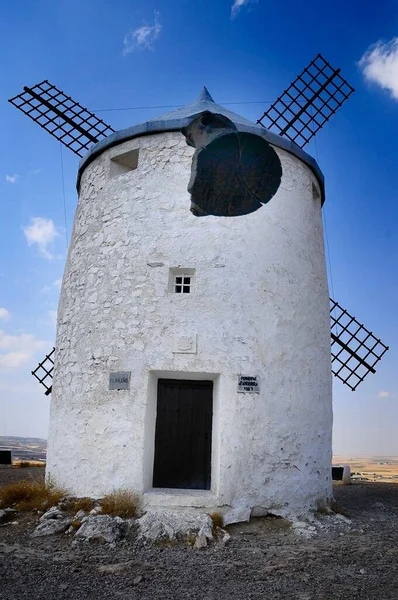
[109,372,131,390]
[237,375,260,393]
[172,334,197,354]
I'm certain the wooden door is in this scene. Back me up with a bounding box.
[153,379,213,490]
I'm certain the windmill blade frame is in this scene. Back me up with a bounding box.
[330,298,389,391]
[32,347,55,396]
[257,54,355,148]
[9,80,115,157]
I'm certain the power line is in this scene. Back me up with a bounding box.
[59,135,69,251]
[94,100,275,113]
[313,129,337,333]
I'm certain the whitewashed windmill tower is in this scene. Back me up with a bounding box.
[10,55,388,517]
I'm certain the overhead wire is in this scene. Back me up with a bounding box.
[312,117,336,333]
[58,119,69,251]
[94,100,275,112]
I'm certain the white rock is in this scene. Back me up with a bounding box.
[223,503,251,526]
[39,506,64,522]
[292,520,317,539]
[32,518,73,537]
[334,513,351,524]
[74,509,86,520]
[74,515,124,544]
[222,532,231,545]
[194,533,207,549]
[136,511,213,543]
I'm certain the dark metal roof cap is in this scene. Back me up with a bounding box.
[146,86,254,128]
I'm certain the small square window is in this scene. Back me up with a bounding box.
[169,268,195,294]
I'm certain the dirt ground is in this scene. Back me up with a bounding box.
[0,468,397,600]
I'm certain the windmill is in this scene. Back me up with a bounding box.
[10,54,388,395]
[9,53,392,510]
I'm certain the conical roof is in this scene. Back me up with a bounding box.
[77,87,324,203]
[147,86,254,128]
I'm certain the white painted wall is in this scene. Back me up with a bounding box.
[46,131,332,518]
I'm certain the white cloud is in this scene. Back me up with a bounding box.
[231,0,253,18]
[0,308,10,321]
[23,217,60,260]
[0,330,49,371]
[359,37,398,100]
[377,390,397,399]
[123,11,162,54]
[41,279,63,294]
[0,352,29,369]
[6,174,19,184]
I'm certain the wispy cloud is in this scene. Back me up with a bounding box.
[231,0,254,18]
[41,278,62,294]
[23,217,60,260]
[377,390,397,399]
[0,330,49,370]
[123,11,162,54]
[359,37,398,100]
[6,174,19,184]
[0,308,10,321]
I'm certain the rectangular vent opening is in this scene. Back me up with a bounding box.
[110,148,139,177]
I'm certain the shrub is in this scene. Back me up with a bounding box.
[330,500,350,517]
[0,480,64,511]
[100,490,138,518]
[73,497,95,514]
[14,460,45,468]
[210,511,224,528]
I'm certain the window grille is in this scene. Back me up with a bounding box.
[174,274,191,294]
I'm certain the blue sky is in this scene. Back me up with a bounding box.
[0,0,397,454]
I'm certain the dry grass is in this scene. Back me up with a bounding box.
[0,480,64,511]
[316,505,330,515]
[210,511,224,528]
[73,497,95,514]
[330,500,350,517]
[14,461,46,468]
[100,490,138,518]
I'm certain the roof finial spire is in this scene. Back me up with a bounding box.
[197,86,215,103]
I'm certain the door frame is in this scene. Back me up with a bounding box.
[143,370,220,495]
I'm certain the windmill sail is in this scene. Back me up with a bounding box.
[32,347,55,396]
[9,80,114,157]
[257,54,355,148]
[330,299,388,391]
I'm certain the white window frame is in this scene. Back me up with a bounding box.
[168,268,195,295]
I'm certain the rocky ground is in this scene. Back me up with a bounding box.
[0,468,397,599]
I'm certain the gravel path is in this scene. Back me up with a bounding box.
[0,469,397,599]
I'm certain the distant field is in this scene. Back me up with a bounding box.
[333,455,398,482]
[0,436,47,463]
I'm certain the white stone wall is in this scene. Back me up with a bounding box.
[46,131,333,517]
